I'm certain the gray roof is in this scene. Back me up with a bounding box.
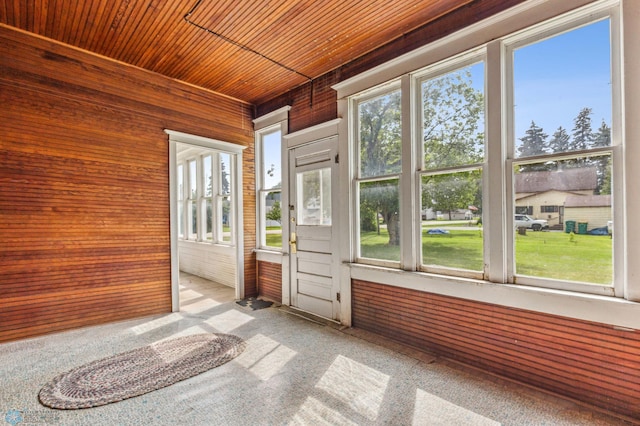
[515,168,597,193]
[565,194,611,208]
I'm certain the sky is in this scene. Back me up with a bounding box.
[262,129,282,189]
[513,18,611,145]
[264,19,611,181]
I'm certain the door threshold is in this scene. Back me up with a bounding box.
[277,305,344,329]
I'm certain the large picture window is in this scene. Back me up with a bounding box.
[348,2,621,296]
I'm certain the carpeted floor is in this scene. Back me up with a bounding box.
[0,273,632,425]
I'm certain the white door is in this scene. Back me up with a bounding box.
[289,137,339,320]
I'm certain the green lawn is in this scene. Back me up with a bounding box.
[360,227,612,284]
[266,230,282,248]
[514,231,611,284]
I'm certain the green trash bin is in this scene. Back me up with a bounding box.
[565,220,576,233]
[577,222,588,234]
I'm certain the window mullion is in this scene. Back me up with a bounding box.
[400,74,416,271]
[485,40,508,283]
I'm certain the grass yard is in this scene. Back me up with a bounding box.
[515,231,612,284]
[266,230,282,248]
[360,227,612,284]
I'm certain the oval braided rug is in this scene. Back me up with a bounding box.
[39,333,245,409]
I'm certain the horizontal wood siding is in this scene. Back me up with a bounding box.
[0,24,254,342]
[257,261,282,303]
[352,279,640,420]
[178,242,236,288]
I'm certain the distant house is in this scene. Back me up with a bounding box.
[564,194,612,231]
[514,168,598,227]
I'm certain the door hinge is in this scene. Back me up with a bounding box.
[335,154,339,164]
[336,292,341,302]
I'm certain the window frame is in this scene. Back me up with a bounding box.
[255,111,288,252]
[503,9,621,296]
[343,0,623,297]
[177,150,236,246]
[413,51,487,280]
[351,81,404,268]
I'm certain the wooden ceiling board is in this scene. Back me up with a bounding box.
[1,0,473,104]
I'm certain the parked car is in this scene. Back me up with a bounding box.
[515,214,549,231]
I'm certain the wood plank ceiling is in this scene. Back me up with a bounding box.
[0,0,472,105]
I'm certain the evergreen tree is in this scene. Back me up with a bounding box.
[548,126,570,153]
[593,120,611,147]
[592,120,612,193]
[570,107,593,151]
[517,121,548,171]
[518,121,547,157]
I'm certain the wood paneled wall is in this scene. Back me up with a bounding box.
[256,0,524,133]
[257,261,282,303]
[352,279,640,421]
[0,24,255,342]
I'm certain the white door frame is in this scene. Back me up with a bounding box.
[166,130,247,310]
[283,119,345,322]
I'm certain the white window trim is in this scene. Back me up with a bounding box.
[333,0,640,328]
[254,106,290,254]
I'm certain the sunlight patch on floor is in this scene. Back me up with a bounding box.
[412,388,501,426]
[180,298,222,314]
[130,313,183,335]
[149,325,213,344]
[290,396,358,426]
[235,334,297,381]
[179,289,204,303]
[203,309,253,333]
[316,355,389,421]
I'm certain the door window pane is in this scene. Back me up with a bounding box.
[297,168,331,226]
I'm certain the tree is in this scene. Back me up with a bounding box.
[221,161,230,194]
[593,120,611,148]
[516,121,548,172]
[570,107,594,152]
[359,91,402,177]
[422,69,485,168]
[360,180,400,245]
[518,121,548,156]
[266,200,282,224]
[358,69,484,246]
[359,91,402,245]
[592,120,612,193]
[549,126,570,153]
[422,171,481,220]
